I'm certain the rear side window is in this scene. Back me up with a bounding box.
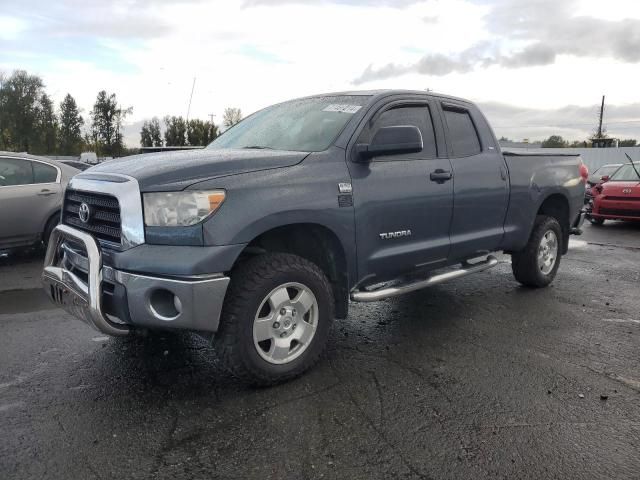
[0,158,34,186]
[360,105,437,159]
[33,162,58,183]
[443,107,481,157]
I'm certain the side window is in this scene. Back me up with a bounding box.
[33,162,58,183]
[360,105,438,159]
[443,106,481,157]
[0,158,34,187]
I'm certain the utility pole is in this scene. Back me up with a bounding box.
[208,113,216,124]
[597,95,605,139]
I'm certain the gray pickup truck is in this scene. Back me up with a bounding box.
[43,90,587,385]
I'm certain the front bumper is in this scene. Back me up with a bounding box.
[42,224,230,336]
[591,197,640,221]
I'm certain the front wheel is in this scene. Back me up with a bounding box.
[511,215,563,288]
[215,253,334,386]
[589,216,605,226]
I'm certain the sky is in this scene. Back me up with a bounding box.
[1,0,640,146]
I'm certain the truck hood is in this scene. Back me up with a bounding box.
[87,148,309,191]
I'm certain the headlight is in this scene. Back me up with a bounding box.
[143,190,225,227]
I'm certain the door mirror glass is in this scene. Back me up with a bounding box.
[356,125,423,161]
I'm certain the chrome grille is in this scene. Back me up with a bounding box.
[62,189,122,245]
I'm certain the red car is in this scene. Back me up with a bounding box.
[589,161,640,224]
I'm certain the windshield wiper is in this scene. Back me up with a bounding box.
[625,153,640,180]
[242,145,273,150]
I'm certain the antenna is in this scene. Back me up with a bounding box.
[186,77,196,123]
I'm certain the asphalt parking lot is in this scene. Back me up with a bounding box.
[1,222,639,480]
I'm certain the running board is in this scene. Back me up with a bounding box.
[350,255,499,303]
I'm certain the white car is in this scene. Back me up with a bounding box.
[0,152,80,250]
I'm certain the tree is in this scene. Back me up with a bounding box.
[223,107,242,129]
[619,139,637,147]
[58,94,84,155]
[186,119,219,146]
[569,140,587,148]
[541,135,568,148]
[0,70,47,152]
[140,121,152,147]
[164,116,187,146]
[140,117,163,148]
[203,120,219,145]
[149,117,163,147]
[89,90,132,157]
[36,93,58,154]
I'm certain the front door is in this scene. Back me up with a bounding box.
[347,100,454,285]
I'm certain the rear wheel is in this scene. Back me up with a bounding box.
[512,215,563,288]
[215,253,334,386]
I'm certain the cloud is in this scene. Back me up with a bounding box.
[1,1,196,41]
[354,0,640,83]
[242,0,418,7]
[480,100,640,141]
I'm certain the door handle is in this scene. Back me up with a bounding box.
[38,189,56,196]
[430,169,452,183]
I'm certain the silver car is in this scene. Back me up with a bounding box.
[0,152,80,249]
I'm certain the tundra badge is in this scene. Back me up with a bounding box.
[379,230,412,240]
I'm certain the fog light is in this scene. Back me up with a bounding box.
[173,295,182,314]
[149,289,181,320]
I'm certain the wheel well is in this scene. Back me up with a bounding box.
[42,211,61,241]
[235,224,349,319]
[537,194,570,254]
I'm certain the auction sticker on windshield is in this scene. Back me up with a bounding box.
[323,104,362,114]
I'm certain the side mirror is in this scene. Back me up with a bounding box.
[355,125,423,161]
[600,175,610,182]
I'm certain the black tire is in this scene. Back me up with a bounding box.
[511,215,563,288]
[42,214,60,247]
[215,253,334,386]
[589,216,605,226]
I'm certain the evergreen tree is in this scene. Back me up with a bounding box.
[164,116,187,146]
[58,94,84,155]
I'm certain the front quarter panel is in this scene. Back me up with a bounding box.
[191,148,357,279]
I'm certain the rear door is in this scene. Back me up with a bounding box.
[0,157,62,247]
[439,102,509,260]
[347,98,454,284]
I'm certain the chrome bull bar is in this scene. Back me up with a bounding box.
[42,224,130,336]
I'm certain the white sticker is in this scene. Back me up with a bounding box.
[323,104,362,114]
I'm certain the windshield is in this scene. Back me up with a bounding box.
[596,165,619,177]
[208,95,370,152]
[610,163,640,181]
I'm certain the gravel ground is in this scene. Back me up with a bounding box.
[1,222,639,480]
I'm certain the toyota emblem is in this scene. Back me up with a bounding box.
[78,203,91,223]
